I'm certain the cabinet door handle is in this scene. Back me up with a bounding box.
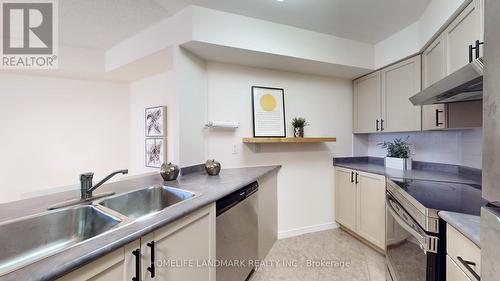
[469,40,484,63]
[132,249,141,281]
[435,109,444,127]
[147,241,156,278]
[376,119,380,131]
[351,172,354,183]
[475,40,483,60]
[355,173,359,184]
[457,256,480,281]
[380,119,384,131]
[469,44,474,63]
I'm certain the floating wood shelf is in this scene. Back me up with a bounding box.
[242,137,337,143]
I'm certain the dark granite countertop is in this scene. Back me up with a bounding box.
[333,157,481,185]
[439,211,480,247]
[0,165,280,281]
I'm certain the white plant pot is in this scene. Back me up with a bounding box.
[385,157,412,170]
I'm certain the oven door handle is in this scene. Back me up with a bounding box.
[386,194,436,253]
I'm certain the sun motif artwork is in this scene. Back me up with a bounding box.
[260,94,277,111]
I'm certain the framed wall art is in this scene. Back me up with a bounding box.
[145,106,167,137]
[145,138,166,168]
[251,86,286,137]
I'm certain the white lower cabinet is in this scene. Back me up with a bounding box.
[447,255,473,281]
[57,241,139,281]
[356,171,386,249]
[335,167,386,250]
[335,167,357,231]
[57,204,216,281]
[153,204,216,281]
[446,224,481,281]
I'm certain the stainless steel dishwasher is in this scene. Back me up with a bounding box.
[216,182,258,281]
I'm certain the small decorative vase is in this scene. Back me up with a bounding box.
[384,157,412,170]
[205,159,221,176]
[160,162,180,181]
[294,127,304,137]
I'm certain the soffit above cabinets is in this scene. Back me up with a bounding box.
[181,41,372,79]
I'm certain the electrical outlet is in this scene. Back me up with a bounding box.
[232,143,239,154]
[254,144,261,153]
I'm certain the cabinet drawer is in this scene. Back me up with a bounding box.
[447,224,480,280]
[447,255,472,281]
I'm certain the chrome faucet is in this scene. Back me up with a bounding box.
[80,170,128,200]
[49,169,128,210]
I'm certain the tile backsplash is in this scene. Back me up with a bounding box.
[354,129,482,169]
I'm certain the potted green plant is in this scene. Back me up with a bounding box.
[379,136,412,170]
[291,117,309,137]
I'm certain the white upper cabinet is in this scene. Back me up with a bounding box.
[422,35,447,88]
[422,36,447,130]
[443,0,483,74]
[353,72,382,134]
[353,55,421,134]
[352,0,484,134]
[381,55,422,132]
[422,0,483,131]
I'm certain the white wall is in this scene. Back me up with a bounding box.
[175,47,208,167]
[129,47,208,171]
[354,129,482,169]
[0,74,130,203]
[418,0,468,46]
[374,0,468,68]
[205,62,353,235]
[374,22,420,68]
[129,71,177,175]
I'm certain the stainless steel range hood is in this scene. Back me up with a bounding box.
[409,57,483,105]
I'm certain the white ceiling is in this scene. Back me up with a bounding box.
[60,0,431,50]
[60,0,169,50]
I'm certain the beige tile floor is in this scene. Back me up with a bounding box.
[250,228,386,281]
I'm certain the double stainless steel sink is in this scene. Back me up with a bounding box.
[0,186,197,275]
[98,186,197,219]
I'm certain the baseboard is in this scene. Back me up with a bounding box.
[338,225,385,254]
[278,222,339,240]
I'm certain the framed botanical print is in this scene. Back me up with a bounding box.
[251,86,286,137]
[145,106,167,137]
[145,138,166,168]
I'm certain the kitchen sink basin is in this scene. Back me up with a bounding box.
[0,205,121,275]
[97,186,197,219]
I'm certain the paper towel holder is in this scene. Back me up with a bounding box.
[204,121,239,129]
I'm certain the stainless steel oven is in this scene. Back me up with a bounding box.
[386,180,440,281]
[386,174,486,281]
[386,192,439,281]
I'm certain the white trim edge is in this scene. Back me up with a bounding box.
[278,222,339,240]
